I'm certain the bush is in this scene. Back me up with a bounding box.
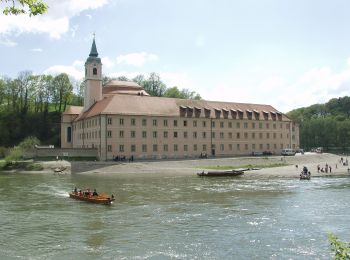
[5,147,23,164]
[329,233,350,259]
[19,136,40,150]
[0,147,8,158]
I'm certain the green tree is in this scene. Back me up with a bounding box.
[52,73,73,112]
[329,233,350,259]
[1,0,48,16]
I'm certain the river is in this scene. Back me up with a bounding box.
[0,172,349,259]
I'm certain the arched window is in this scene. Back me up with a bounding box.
[67,127,72,143]
[93,67,97,75]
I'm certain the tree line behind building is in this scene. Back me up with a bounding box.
[0,71,201,150]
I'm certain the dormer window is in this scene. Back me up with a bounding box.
[93,67,97,75]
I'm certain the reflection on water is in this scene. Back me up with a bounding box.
[0,173,350,259]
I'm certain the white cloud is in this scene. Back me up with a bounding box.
[203,59,350,113]
[0,36,17,47]
[31,48,43,52]
[116,52,159,66]
[160,72,196,89]
[102,56,114,68]
[0,0,109,39]
[44,59,84,80]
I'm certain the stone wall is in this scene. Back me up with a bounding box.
[24,148,98,159]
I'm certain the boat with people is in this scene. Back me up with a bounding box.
[69,188,115,205]
[300,166,311,180]
[197,169,244,177]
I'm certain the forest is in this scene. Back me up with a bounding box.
[287,96,350,152]
[0,71,201,149]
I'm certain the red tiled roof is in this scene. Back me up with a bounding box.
[73,95,290,121]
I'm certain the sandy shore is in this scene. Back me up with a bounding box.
[68,152,350,178]
[4,153,348,178]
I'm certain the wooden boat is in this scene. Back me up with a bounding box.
[69,191,115,205]
[197,170,244,177]
[54,166,67,173]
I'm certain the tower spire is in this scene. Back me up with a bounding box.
[89,33,98,57]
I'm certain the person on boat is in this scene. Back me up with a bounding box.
[92,189,98,196]
[74,187,77,193]
[79,190,82,196]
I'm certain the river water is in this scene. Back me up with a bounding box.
[0,172,349,259]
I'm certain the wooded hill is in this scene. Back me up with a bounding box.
[287,96,350,152]
[0,71,201,148]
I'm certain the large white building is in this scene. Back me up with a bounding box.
[61,39,299,160]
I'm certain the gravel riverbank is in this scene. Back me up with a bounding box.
[70,152,350,178]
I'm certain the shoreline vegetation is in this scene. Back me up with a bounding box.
[1,152,349,178]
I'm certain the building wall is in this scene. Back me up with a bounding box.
[71,114,298,160]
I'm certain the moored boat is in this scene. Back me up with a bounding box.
[300,166,311,180]
[197,170,244,177]
[69,190,115,205]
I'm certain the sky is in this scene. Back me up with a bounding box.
[1,0,350,112]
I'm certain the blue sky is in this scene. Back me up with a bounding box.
[1,0,350,112]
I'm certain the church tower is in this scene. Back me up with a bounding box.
[84,36,102,111]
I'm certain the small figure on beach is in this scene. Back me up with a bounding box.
[295,165,298,169]
[329,166,332,173]
[317,165,320,173]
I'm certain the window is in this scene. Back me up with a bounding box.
[273,123,276,129]
[153,131,157,138]
[266,123,269,129]
[193,132,197,138]
[252,133,255,139]
[184,145,188,152]
[229,132,233,139]
[107,118,112,125]
[174,120,178,127]
[163,144,168,152]
[212,132,216,138]
[184,132,188,138]
[67,127,72,143]
[236,132,240,139]
[252,122,255,129]
[244,122,248,128]
[260,144,263,150]
[220,122,224,128]
[153,144,158,152]
[131,131,136,138]
[245,144,248,150]
[252,144,256,149]
[236,122,240,128]
[107,131,112,138]
[142,119,147,126]
[119,118,124,126]
[174,131,178,138]
[194,144,197,151]
[220,132,224,139]
[142,144,147,152]
[202,144,207,151]
[164,131,168,138]
[259,122,263,129]
[212,121,215,128]
[229,144,232,150]
[131,118,136,126]
[220,144,224,151]
[119,145,124,152]
[228,122,232,128]
[93,67,97,75]
[164,120,168,127]
[107,145,112,151]
[237,144,240,150]
[193,121,197,127]
[259,133,263,139]
[273,133,276,139]
[184,120,187,127]
[153,119,157,126]
[142,131,147,138]
[266,133,270,139]
[174,144,178,151]
[131,145,136,152]
[202,132,206,138]
[119,130,124,138]
[244,132,248,139]
[202,121,207,127]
